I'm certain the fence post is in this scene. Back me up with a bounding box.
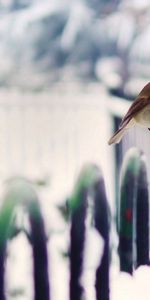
[69,164,110,300]
[0,178,50,300]
[94,174,110,300]
[119,148,150,273]
[119,148,141,274]
[136,154,149,268]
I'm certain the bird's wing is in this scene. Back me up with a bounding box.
[119,97,150,128]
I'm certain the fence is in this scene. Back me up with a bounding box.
[108,94,150,219]
[0,86,113,205]
[0,147,149,300]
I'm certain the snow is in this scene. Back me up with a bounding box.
[81,228,104,300]
[130,26,150,61]
[5,225,150,300]
[5,232,34,300]
[60,1,92,51]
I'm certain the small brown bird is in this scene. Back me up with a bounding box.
[108,82,150,145]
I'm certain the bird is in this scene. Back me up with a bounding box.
[108,82,150,145]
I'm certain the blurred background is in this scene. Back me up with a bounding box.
[0,0,150,299]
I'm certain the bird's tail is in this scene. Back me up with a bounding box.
[108,127,127,145]
[108,117,136,145]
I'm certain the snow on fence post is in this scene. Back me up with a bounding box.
[0,178,50,300]
[69,164,110,300]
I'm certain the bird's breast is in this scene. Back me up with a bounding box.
[134,105,150,127]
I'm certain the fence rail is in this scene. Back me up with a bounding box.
[0,147,149,299]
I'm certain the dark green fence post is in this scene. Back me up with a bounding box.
[69,187,87,300]
[69,164,110,300]
[136,154,149,268]
[94,173,110,300]
[28,200,50,300]
[119,148,141,274]
[69,167,91,300]
[0,178,50,300]
[119,148,150,273]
